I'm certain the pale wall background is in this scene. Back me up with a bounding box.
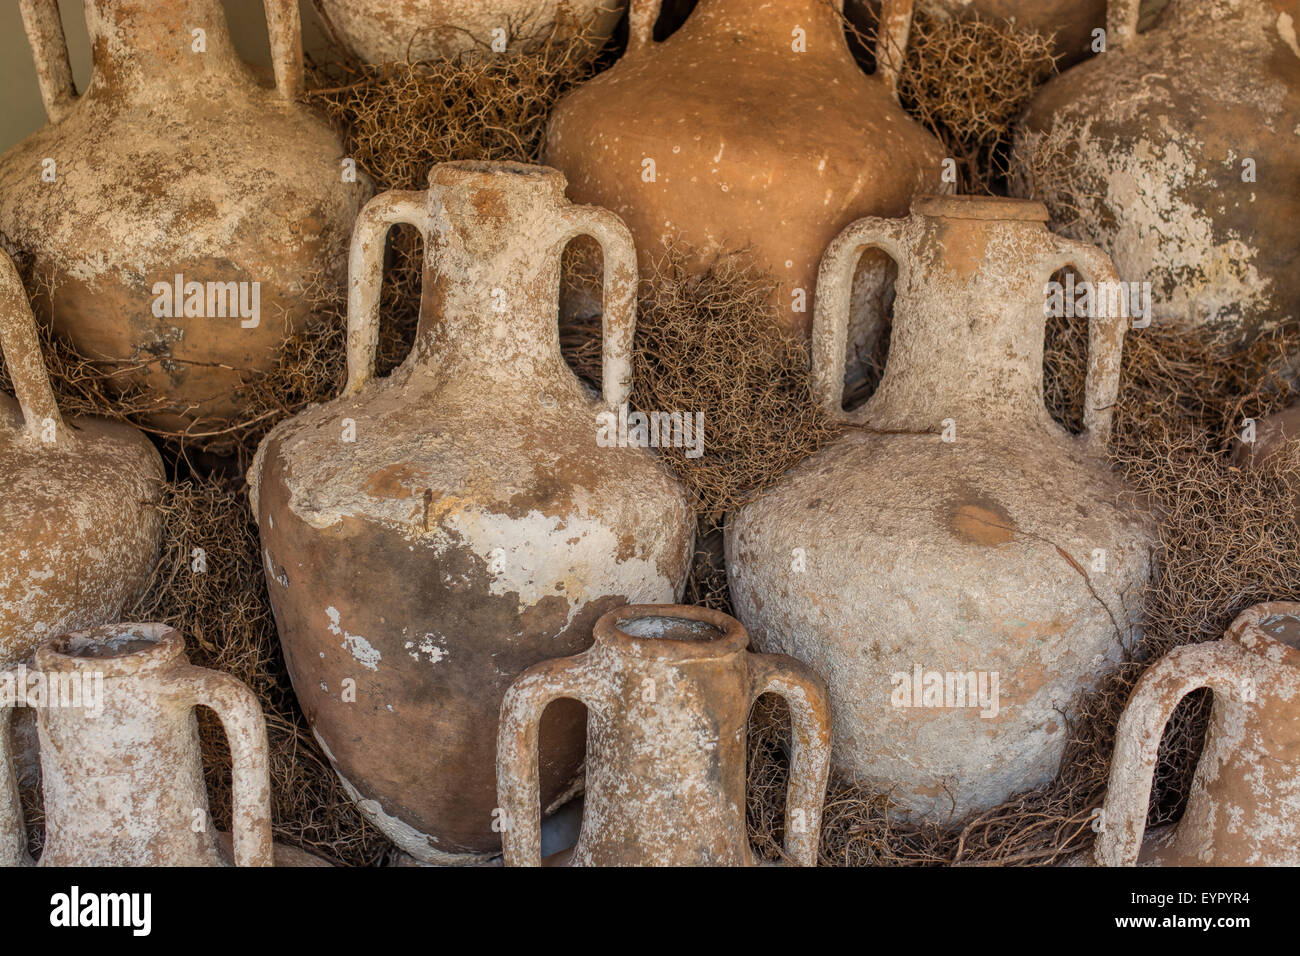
[0,0,337,153]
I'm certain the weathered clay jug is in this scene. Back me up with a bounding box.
[1012,0,1300,346]
[498,604,831,866]
[0,624,287,866]
[249,161,695,863]
[0,0,369,440]
[312,0,627,63]
[726,196,1155,820]
[545,0,946,382]
[0,249,163,667]
[1095,603,1300,865]
[848,0,1107,65]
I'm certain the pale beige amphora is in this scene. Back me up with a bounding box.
[727,196,1155,820]
[498,604,832,866]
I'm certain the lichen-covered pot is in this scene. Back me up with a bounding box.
[848,0,1107,65]
[249,162,695,863]
[0,249,163,668]
[545,0,946,385]
[0,0,369,440]
[1012,0,1300,346]
[312,0,627,63]
[1,624,283,866]
[1095,603,1300,866]
[498,604,831,866]
[726,196,1155,820]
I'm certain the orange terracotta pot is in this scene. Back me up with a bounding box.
[545,0,946,385]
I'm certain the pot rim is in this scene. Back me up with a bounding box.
[36,622,186,675]
[594,603,748,660]
[1227,602,1300,665]
[427,159,566,192]
[912,194,1049,223]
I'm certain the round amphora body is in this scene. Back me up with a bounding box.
[251,162,695,862]
[728,196,1154,820]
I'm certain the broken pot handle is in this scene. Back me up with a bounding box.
[262,0,306,101]
[1045,237,1128,455]
[811,215,910,421]
[747,653,832,866]
[1093,640,1250,866]
[0,675,33,866]
[554,204,639,410]
[496,652,604,866]
[173,667,275,867]
[18,0,77,123]
[875,0,915,101]
[0,249,67,444]
[345,191,435,395]
[1106,0,1142,52]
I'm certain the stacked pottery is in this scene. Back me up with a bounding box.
[1012,0,1300,346]
[1095,604,1300,865]
[249,162,695,863]
[0,624,324,866]
[0,245,165,819]
[727,196,1154,820]
[0,0,369,441]
[545,0,947,385]
[0,249,163,668]
[312,0,628,63]
[498,605,831,866]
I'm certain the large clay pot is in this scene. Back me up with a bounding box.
[498,604,831,866]
[0,0,370,441]
[545,0,946,385]
[0,249,163,668]
[726,196,1155,820]
[1012,0,1300,347]
[0,624,315,866]
[249,161,695,863]
[312,0,628,64]
[847,0,1107,65]
[1095,603,1300,865]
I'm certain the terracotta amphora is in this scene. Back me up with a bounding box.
[249,161,695,863]
[545,0,947,385]
[312,0,628,64]
[1012,0,1300,347]
[0,624,319,866]
[726,196,1155,820]
[498,604,831,866]
[0,249,163,668]
[848,0,1107,65]
[0,0,370,441]
[1095,603,1300,865]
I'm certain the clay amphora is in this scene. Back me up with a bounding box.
[0,625,277,867]
[249,161,695,863]
[0,0,370,440]
[726,196,1155,820]
[545,0,947,384]
[848,0,1107,65]
[312,0,628,64]
[1012,0,1300,347]
[1095,603,1300,865]
[0,249,163,668]
[498,604,831,866]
